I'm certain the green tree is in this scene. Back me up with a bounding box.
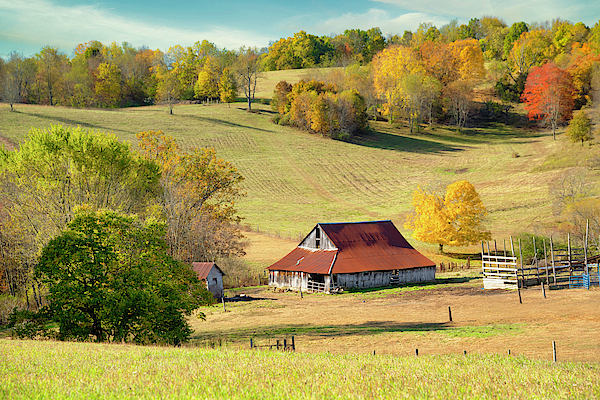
[567,110,594,146]
[504,22,528,59]
[155,66,182,114]
[32,209,213,344]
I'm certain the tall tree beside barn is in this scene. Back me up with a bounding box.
[404,180,491,253]
[136,130,245,263]
[521,62,575,139]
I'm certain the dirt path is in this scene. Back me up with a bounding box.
[190,277,600,362]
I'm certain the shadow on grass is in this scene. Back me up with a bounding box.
[352,130,464,154]
[174,114,272,133]
[191,320,521,343]
[344,276,480,294]
[24,112,132,135]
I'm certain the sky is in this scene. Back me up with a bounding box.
[1,0,599,58]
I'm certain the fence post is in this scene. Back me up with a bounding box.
[415,348,419,356]
[448,306,453,322]
[250,338,253,349]
[292,336,295,351]
[552,341,557,362]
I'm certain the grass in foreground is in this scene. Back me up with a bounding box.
[1,339,598,399]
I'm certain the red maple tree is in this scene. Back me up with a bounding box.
[521,63,575,139]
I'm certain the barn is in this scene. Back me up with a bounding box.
[192,262,225,298]
[267,220,436,293]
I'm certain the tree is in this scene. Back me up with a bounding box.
[567,110,594,146]
[521,63,575,139]
[446,81,473,130]
[95,62,122,107]
[219,68,238,107]
[0,125,159,256]
[136,131,245,262]
[194,56,221,99]
[35,46,67,105]
[155,66,182,114]
[504,22,528,59]
[30,209,213,344]
[404,180,491,253]
[372,45,424,123]
[235,47,261,110]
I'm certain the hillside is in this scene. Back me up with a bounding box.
[0,78,598,265]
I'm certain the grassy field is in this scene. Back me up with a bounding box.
[2,338,599,399]
[0,69,598,267]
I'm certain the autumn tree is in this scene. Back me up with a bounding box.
[35,46,67,105]
[194,56,221,99]
[446,81,473,130]
[372,45,424,123]
[271,80,293,114]
[95,62,122,107]
[504,22,528,59]
[136,131,245,263]
[567,110,594,146]
[219,67,238,107]
[521,62,575,139]
[404,180,491,253]
[155,66,182,114]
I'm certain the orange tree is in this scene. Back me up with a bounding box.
[521,62,575,139]
[404,180,491,253]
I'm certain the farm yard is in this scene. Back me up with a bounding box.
[190,271,600,363]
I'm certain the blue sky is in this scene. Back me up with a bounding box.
[1,0,599,58]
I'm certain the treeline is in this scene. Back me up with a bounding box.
[0,40,256,110]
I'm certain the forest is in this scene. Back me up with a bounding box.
[1,17,599,122]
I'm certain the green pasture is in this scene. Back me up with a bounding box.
[1,339,598,399]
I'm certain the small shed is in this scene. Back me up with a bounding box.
[192,262,225,298]
[267,220,436,293]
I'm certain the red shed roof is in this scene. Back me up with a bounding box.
[191,262,225,279]
[268,221,435,274]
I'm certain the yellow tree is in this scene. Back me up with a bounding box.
[219,67,238,107]
[405,180,490,253]
[449,39,486,83]
[194,56,221,99]
[95,62,122,107]
[372,45,424,123]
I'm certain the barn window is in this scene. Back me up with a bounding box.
[315,228,321,249]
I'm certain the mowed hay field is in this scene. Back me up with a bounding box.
[2,75,599,263]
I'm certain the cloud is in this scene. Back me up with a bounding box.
[0,0,271,56]
[369,0,600,25]
[301,8,450,37]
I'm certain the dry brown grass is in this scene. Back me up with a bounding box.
[191,276,600,363]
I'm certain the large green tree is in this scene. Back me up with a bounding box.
[31,210,213,344]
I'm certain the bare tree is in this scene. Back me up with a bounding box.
[235,47,262,111]
[446,81,473,130]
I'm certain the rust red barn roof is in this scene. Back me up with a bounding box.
[268,220,435,274]
[191,262,225,280]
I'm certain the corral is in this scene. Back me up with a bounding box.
[482,230,600,291]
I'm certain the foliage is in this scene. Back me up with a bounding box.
[30,210,213,344]
[504,22,528,59]
[95,62,122,107]
[521,62,575,138]
[405,180,491,253]
[271,80,293,114]
[276,80,367,139]
[0,125,160,255]
[445,81,473,130]
[136,131,245,263]
[567,111,593,146]
[219,68,238,106]
[155,66,182,114]
[194,56,221,99]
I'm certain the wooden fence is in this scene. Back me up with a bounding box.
[250,337,295,351]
